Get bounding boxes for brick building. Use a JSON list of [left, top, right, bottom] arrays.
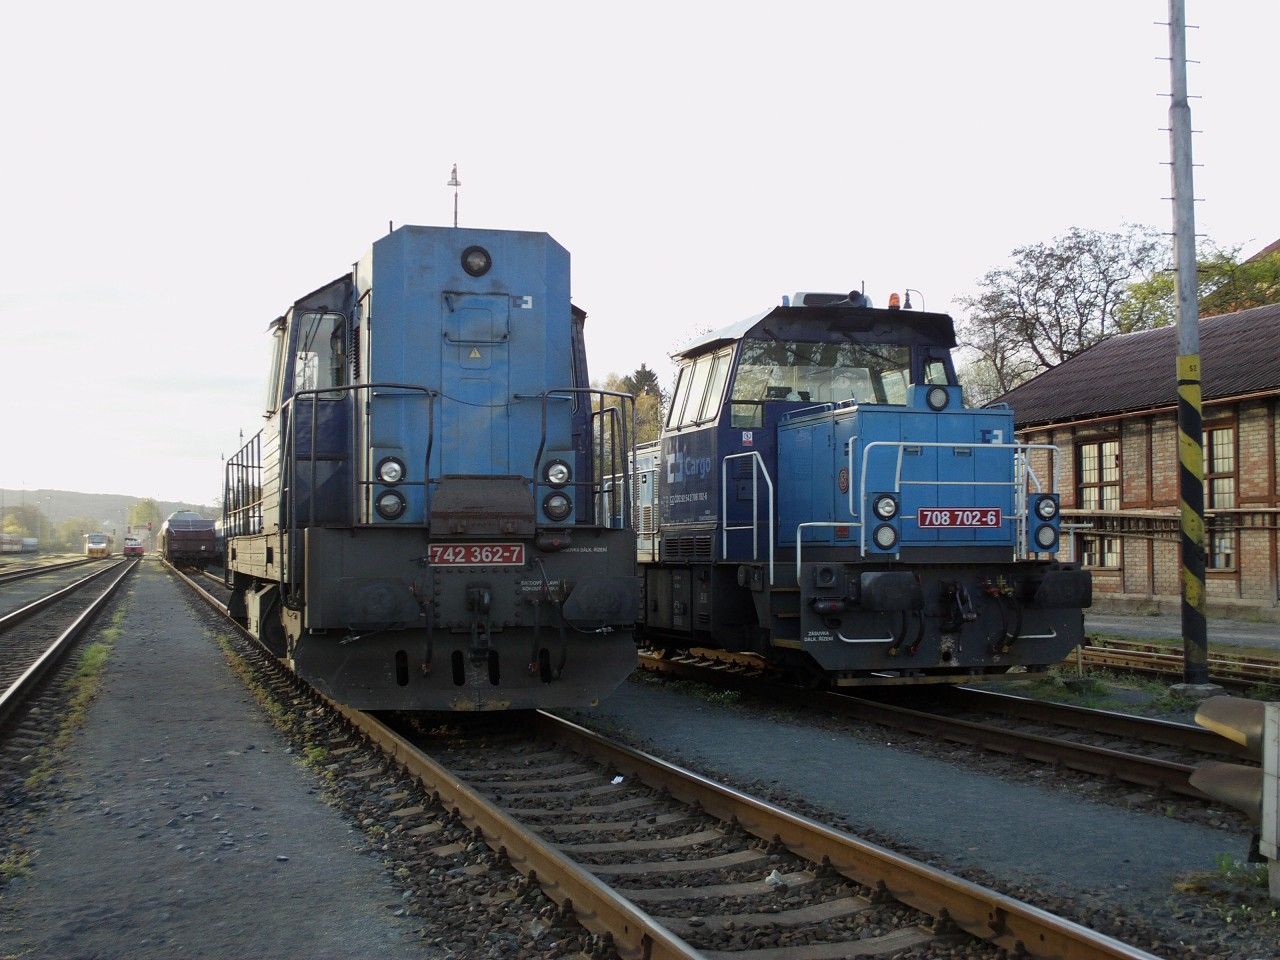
[[995, 302, 1280, 616]]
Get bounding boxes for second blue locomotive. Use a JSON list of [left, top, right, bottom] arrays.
[[635, 291, 1091, 684]]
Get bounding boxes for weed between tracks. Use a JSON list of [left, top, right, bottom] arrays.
[[1174, 854, 1280, 929], [23, 606, 127, 790], [3, 601, 128, 891]]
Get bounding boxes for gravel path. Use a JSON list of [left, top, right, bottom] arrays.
[[1087, 611, 1280, 651], [0, 562, 434, 960], [566, 679, 1243, 915]]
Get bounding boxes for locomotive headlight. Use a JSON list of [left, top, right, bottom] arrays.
[[872, 494, 898, 520], [1034, 525, 1058, 550], [375, 490, 407, 520], [543, 492, 572, 522], [1034, 496, 1059, 521], [926, 386, 950, 411], [544, 460, 571, 487], [873, 524, 898, 549], [461, 245, 492, 277], [377, 457, 406, 484]]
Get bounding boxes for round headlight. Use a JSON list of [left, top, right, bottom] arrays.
[[873, 494, 898, 520], [1034, 525, 1057, 549], [543, 492, 572, 522], [375, 490, 406, 520], [1034, 496, 1059, 521], [544, 460, 571, 487], [926, 386, 949, 411], [377, 457, 405, 484], [873, 524, 898, 549], [461, 245, 492, 277]]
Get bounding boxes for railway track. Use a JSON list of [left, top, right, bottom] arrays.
[[0, 556, 94, 587], [1079, 639, 1280, 692], [637, 650, 1250, 808], [0, 558, 137, 729], [166, 560, 1158, 960]]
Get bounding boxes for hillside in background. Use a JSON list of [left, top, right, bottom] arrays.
[[0, 488, 214, 544]]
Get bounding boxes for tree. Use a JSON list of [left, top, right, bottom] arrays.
[[620, 364, 664, 402], [52, 516, 101, 551], [1, 505, 48, 539], [957, 225, 1169, 397], [128, 498, 163, 532], [1117, 245, 1280, 328]]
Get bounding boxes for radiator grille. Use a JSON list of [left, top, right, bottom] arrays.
[[661, 533, 713, 562]]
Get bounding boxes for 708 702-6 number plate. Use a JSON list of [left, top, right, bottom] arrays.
[[916, 508, 1002, 528], [428, 543, 526, 567]]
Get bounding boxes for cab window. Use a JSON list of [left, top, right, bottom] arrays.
[[265, 324, 286, 414], [697, 348, 732, 422], [293, 312, 347, 398], [731, 338, 913, 406], [665, 365, 687, 428], [678, 355, 713, 428]]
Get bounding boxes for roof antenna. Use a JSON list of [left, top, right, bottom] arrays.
[[448, 163, 461, 227]]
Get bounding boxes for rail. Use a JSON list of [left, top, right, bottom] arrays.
[[857, 440, 1059, 557], [0, 558, 136, 728], [532, 387, 636, 529], [720, 451, 774, 585], [169, 561, 1160, 960]]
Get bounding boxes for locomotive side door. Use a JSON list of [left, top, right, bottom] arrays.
[[440, 293, 511, 475]]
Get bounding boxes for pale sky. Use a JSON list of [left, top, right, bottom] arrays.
[[2, 1, 1274, 506]]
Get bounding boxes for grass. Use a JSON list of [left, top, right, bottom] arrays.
[[23, 608, 126, 789], [212, 631, 337, 783], [0, 851, 30, 883], [1174, 854, 1280, 929]]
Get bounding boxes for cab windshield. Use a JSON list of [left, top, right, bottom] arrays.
[[730, 338, 912, 406]]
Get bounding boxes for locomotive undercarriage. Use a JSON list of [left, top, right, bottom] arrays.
[[640, 558, 1090, 684], [227, 526, 640, 711]]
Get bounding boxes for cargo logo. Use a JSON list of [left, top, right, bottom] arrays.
[[666, 450, 713, 484]]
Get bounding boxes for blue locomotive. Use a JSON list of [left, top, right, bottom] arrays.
[[223, 225, 639, 711], [635, 291, 1091, 684]]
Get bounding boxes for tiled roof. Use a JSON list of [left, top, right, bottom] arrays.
[[992, 302, 1280, 428]]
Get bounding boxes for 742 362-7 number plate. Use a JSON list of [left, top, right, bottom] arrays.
[[916, 508, 1002, 528], [427, 543, 526, 567]]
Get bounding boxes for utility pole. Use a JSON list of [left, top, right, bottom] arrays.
[[1167, 0, 1211, 690], [448, 164, 461, 228]]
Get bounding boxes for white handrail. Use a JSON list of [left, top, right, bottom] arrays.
[[857, 440, 1061, 557], [794, 521, 862, 584], [721, 452, 775, 585]]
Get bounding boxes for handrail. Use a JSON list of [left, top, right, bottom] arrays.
[[794, 521, 863, 583], [856, 440, 1061, 557], [532, 387, 637, 529], [720, 451, 775, 585]]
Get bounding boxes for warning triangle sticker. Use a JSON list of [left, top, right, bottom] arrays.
[[469, 347, 482, 359]]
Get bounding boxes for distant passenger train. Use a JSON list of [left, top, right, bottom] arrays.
[[123, 536, 145, 557], [634, 290, 1090, 685], [84, 533, 112, 559], [0, 534, 36, 554], [159, 511, 218, 565], [222, 225, 639, 711]]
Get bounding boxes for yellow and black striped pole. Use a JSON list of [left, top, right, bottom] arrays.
[[1177, 354, 1208, 684], [1168, 0, 1209, 686]]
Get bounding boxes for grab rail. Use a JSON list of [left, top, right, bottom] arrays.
[[856, 440, 1060, 558], [721, 451, 775, 585]]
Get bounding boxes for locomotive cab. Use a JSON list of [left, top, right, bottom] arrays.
[[637, 292, 1090, 684]]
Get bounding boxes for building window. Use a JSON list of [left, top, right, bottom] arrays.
[[1080, 534, 1121, 568], [1207, 530, 1235, 571], [1204, 426, 1235, 509], [1204, 426, 1236, 571], [1078, 439, 1120, 510]]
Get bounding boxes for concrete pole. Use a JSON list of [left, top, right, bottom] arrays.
[[1167, 0, 1210, 689]]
